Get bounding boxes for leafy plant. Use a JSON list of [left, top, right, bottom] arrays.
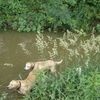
[[96, 24, 100, 33], [22, 65, 100, 100], [0, 92, 8, 100], [0, 0, 99, 32]]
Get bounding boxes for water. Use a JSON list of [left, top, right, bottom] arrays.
[[0, 31, 62, 100], [0, 31, 100, 100]]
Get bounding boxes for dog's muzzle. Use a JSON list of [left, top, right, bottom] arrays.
[[7, 85, 12, 89], [24, 66, 29, 70]]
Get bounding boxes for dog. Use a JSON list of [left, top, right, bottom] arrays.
[[24, 59, 63, 73], [7, 71, 37, 95]]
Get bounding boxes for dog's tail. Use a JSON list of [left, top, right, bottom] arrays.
[[55, 59, 63, 65]]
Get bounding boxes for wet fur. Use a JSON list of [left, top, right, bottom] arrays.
[[7, 71, 37, 95], [25, 60, 63, 73]]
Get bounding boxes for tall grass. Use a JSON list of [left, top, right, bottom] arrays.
[[23, 65, 100, 100], [0, 92, 7, 100], [35, 30, 100, 66], [1, 30, 100, 100], [21, 30, 100, 100]]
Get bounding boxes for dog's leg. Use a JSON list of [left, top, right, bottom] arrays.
[[50, 66, 56, 73], [50, 66, 58, 77]]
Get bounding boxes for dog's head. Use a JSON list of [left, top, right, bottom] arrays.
[[7, 80, 21, 90], [24, 62, 35, 70]]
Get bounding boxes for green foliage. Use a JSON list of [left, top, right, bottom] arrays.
[[0, 92, 7, 100], [96, 24, 100, 33], [35, 31, 100, 66], [23, 65, 100, 100], [0, 0, 99, 32]]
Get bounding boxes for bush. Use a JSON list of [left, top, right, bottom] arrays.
[[23, 65, 100, 100], [96, 24, 100, 33], [0, 0, 99, 32], [0, 93, 8, 100]]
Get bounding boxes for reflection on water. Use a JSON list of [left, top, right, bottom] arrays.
[[18, 42, 31, 55]]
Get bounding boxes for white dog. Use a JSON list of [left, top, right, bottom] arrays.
[[7, 71, 36, 95], [24, 59, 63, 73]]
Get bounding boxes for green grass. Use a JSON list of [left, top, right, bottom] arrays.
[[0, 92, 7, 100], [23, 64, 100, 100]]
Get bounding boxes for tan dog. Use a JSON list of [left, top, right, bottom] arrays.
[[7, 71, 37, 95], [24, 59, 63, 73]]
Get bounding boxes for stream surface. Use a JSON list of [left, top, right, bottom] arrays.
[[0, 31, 61, 100], [0, 31, 100, 100]]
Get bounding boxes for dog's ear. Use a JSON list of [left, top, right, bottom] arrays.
[[17, 80, 21, 84], [17, 80, 21, 88], [31, 63, 35, 69]]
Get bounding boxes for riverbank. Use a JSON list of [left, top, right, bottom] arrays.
[[0, 0, 99, 33]]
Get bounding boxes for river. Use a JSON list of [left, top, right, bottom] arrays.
[[0, 31, 100, 100]]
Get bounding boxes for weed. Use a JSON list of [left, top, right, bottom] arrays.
[[23, 65, 100, 100]]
